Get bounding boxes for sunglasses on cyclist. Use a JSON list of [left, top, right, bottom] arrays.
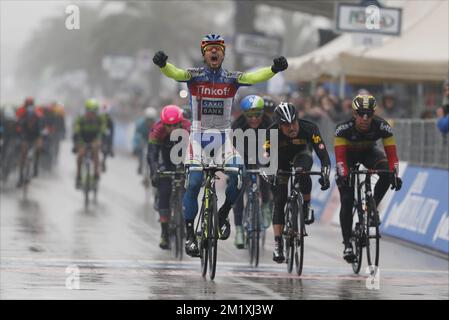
[[164, 123, 182, 128], [356, 111, 374, 118], [244, 111, 263, 119], [204, 45, 224, 53]]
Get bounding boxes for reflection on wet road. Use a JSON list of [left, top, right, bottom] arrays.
[[1, 142, 448, 299]]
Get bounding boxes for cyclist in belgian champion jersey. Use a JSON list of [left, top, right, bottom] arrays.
[[334, 94, 403, 263]]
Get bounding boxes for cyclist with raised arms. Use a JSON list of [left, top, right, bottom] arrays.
[[334, 94, 402, 263], [147, 105, 191, 250], [231, 94, 273, 249], [263, 102, 331, 263], [153, 33, 288, 257]]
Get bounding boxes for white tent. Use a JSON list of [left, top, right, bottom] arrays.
[[285, 0, 449, 83]]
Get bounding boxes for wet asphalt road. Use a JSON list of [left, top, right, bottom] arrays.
[[1, 142, 448, 300]]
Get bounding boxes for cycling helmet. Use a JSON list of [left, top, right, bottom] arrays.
[[352, 95, 377, 113], [275, 102, 297, 124], [144, 107, 158, 120], [201, 34, 225, 55], [161, 105, 183, 125], [85, 98, 99, 112], [240, 95, 264, 117], [52, 103, 65, 116], [24, 97, 34, 107], [262, 95, 276, 113]]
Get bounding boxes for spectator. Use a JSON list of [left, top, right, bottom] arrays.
[[436, 80, 449, 134], [380, 89, 407, 119]]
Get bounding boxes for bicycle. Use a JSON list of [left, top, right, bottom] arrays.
[[278, 167, 322, 276], [157, 169, 186, 260], [189, 163, 241, 280], [349, 165, 392, 275], [80, 144, 97, 210], [241, 168, 265, 268]]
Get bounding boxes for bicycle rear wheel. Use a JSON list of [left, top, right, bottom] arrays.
[[208, 192, 219, 280], [366, 197, 380, 271], [295, 199, 304, 276]]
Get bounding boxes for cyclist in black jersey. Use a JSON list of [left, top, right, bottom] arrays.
[[264, 102, 331, 263]]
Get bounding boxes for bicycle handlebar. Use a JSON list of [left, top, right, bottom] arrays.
[[278, 169, 322, 177], [350, 169, 393, 175], [188, 166, 240, 173], [157, 170, 185, 177]]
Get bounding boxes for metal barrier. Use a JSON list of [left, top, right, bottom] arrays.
[[314, 117, 448, 170], [392, 119, 448, 169]]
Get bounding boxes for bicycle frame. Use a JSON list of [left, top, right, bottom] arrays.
[[350, 164, 392, 274], [242, 168, 263, 267], [81, 144, 97, 210], [278, 167, 321, 275], [190, 163, 240, 280], [158, 169, 186, 260]]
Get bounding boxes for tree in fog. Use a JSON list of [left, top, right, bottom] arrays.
[[17, 1, 234, 104]]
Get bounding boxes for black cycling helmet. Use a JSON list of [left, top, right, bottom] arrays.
[[275, 102, 297, 124], [262, 96, 276, 113], [352, 94, 377, 113]]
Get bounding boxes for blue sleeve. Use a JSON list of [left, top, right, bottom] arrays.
[[437, 115, 449, 133]]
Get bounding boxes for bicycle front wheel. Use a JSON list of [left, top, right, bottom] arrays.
[[174, 191, 184, 261], [351, 206, 363, 274], [208, 192, 219, 280], [199, 203, 208, 278], [285, 202, 295, 274], [252, 197, 260, 268], [366, 197, 380, 271], [295, 199, 304, 276]]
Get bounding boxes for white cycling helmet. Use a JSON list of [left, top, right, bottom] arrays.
[[145, 107, 158, 119]]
